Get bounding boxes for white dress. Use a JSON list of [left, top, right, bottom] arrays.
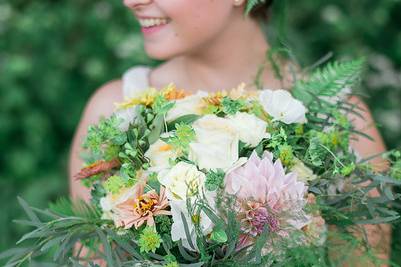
[[122, 65, 152, 99]]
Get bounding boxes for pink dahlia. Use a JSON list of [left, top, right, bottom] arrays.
[[225, 151, 309, 236]]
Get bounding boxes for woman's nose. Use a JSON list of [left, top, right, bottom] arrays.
[[123, 0, 153, 8]]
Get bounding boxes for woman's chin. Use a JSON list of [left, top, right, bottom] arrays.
[[144, 45, 176, 61]]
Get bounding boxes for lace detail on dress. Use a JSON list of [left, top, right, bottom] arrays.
[[122, 66, 151, 98]]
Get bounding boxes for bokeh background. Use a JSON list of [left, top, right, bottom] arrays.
[[0, 0, 400, 264]]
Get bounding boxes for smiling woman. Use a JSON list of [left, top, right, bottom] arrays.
[[66, 0, 396, 266]]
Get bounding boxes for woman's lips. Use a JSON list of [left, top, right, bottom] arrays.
[[137, 17, 170, 36], [141, 23, 169, 35]]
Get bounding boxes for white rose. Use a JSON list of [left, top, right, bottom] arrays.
[[166, 91, 208, 122], [170, 198, 214, 251], [144, 136, 178, 172], [259, 89, 307, 124], [115, 107, 137, 132], [291, 158, 318, 182], [228, 112, 269, 147], [188, 115, 239, 171], [158, 162, 206, 200]]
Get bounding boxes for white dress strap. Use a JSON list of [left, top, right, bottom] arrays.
[[122, 66, 152, 98]]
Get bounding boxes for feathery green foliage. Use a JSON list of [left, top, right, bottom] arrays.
[[293, 59, 365, 105]]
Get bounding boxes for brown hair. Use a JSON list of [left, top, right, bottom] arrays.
[[249, 0, 274, 21]]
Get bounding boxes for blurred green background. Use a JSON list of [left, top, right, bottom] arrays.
[[0, 0, 400, 264]]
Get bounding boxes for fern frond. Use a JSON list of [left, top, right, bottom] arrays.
[[293, 59, 365, 105], [49, 197, 101, 219]]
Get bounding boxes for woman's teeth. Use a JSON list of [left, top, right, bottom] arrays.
[[138, 18, 169, 28]]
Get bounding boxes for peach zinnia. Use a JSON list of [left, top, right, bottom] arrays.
[[115, 183, 171, 229]]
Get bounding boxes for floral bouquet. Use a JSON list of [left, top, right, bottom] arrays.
[[2, 59, 401, 267]]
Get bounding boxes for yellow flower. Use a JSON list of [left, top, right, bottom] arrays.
[[203, 91, 228, 106], [115, 88, 159, 110], [161, 83, 188, 100]]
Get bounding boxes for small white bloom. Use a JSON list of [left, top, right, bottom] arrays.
[[166, 91, 208, 122], [115, 107, 137, 132], [144, 136, 178, 173], [188, 115, 239, 171], [228, 112, 269, 147], [158, 162, 206, 200], [259, 89, 307, 124], [291, 158, 318, 182]]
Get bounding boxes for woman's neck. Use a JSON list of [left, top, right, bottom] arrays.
[[150, 17, 281, 93]]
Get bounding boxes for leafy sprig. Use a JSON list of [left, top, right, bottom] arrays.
[[293, 59, 365, 106], [245, 0, 266, 16], [165, 122, 196, 154]]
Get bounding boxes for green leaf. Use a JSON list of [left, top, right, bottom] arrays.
[[148, 114, 164, 144], [106, 229, 144, 260], [180, 212, 196, 251], [40, 236, 66, 252], [177, 240, 198, 262], [210, 228, 228, 243], [96, 228, 114, 266], [17, 197, 41, 224], [167, 114, 200, 131]]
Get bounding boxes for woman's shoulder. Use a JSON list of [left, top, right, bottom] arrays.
[[81, 79, 124, 125]]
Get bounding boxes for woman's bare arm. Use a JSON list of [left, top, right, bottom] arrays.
[[69, 80, 123, 202], [347, 96, 392, 265]]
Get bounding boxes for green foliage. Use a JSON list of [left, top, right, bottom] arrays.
[[48, 197, 101, 219], [138, 227, 162, 254], [221, 97, 245, 115], [293, 59, 365, 105], [152, 95, 175, 115], [205, 169, 226, 191], [165, 123, 196, 154], [155, 215, 173, 235], [0, 198, 104, 266], [245, 0, 266, 16], [103, 175, 126, 194], [83, 115, 126, 162]]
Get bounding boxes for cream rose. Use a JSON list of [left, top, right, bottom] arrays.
[[228, 112, 269, 147], [144, 136, 178, 172], [158, 162, 206, 200], [165, 91, 208, 122], [188, 115, 239, 171]]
